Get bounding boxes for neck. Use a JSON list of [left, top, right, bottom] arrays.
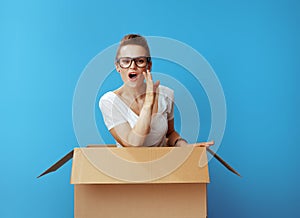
[[121, 83, 146, 100]]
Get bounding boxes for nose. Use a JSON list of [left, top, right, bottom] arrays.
[[129, 60, 137, 69]]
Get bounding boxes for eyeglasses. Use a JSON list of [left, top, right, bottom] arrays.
[[117, 56, 151, 69]]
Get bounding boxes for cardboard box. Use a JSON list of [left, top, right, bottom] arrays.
[[40, 146, 209, 218]]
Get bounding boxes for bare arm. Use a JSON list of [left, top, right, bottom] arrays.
[[110, 70, 159, 147], [166, 119, 214, 147], [166, 118, 181, 146], [110, 104, 152, 147]]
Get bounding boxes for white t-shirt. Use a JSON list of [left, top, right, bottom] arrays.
[[99, 85, 174, 147]]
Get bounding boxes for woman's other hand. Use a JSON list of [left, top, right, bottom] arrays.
[[177, 140, 215, 147], [194, 140, 215, 147]]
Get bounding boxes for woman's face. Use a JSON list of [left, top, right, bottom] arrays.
[[115, 44, 151, 88]]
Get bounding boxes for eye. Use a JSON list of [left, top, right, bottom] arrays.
[[137, 58, 145, 64], [120, 58, 130, 65]]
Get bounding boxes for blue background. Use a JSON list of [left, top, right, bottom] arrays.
[[1, 0, 299, 217]]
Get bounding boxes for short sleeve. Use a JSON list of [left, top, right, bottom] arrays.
[[166, 88, 174, 120], [159, 86, 174, 120], [99, 92, 127, 130]]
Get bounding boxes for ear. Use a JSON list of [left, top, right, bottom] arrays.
[[115, 63, 121, 73]]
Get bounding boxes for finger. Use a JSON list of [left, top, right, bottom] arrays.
[[204, 142, 214, 147], [207, 140, 215, 145], [194, 141, 214, 147], [147, 69, 152, 81], [143, 71, 149, 82], [203, 141, 214, 147], [154, 80, 160, 92], [202, 141, 214, 145]]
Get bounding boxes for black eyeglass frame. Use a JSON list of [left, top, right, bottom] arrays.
[[116, 56, 152, 69]]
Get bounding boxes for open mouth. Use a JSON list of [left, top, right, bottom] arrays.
[[128, 72, 138, 79]]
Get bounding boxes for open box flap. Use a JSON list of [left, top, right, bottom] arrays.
[[37, 145, 241, 179], [37, 150, 74, 178]]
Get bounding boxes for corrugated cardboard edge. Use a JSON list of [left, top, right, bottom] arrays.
[[70, 147, 210, 184], [37, 144, 241, 179]]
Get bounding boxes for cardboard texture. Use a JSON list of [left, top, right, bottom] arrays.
[[74, 184, 207, 218], [71, 147, 209, 184], [40, 146, 210, 218]]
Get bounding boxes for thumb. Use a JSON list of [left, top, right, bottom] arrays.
[[154, 80, 160, 92]]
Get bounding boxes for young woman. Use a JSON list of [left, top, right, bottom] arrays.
[[99, 34, 214, 147]]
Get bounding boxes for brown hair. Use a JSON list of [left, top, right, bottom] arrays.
[[115, 34, 151, 61]]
